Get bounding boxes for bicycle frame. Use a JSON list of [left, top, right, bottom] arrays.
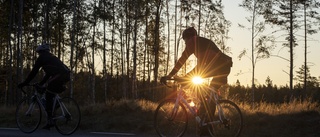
[[172, 82, 227, 127], [206, 86, 227, 126], [17, 83, 81, 135], [52, 95, 71, 121], [22, 85, 70, 121], [175, 87, 197, 116], [24, 94, 44, 116], [155, 77, 243, 137]]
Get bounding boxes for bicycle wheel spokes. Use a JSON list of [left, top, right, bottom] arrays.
[[208, 100, 243, 137], [16, 97, 42, 133], [54, 97, 81, 135], [154, 99, 188, 137]]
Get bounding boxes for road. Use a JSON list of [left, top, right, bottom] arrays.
[[0, 128, 159, 137]]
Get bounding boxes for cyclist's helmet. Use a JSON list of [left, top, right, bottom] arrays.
[[182, 27, 197, 40], [36, 43, 50, 53]]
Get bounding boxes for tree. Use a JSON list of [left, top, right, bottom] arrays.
[[6, 0, 14, 106], [265, 76, 273, 88], [295, 65, 319, 88], [0, 0, 237, 103], [153, 0, 162, 90], [239, 0, 275, 108], [299, 0, 320, 92], [260, 0, 320, 90], [89, 0, 98, 104], [259, 0, 298, 90], [69, 0, 77, 98]]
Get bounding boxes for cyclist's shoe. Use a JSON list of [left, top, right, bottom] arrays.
[[42, 118, 55, 130]]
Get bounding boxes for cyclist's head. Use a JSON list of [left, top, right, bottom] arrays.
[[182, 27, 197, 40], [36, 43, 50, 53]]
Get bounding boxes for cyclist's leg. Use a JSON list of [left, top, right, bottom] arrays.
[[43, 74, 69, 129], [208, 65, 231, 115], [42, 90, 55, 129]]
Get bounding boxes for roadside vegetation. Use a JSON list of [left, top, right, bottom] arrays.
[[1, 92, 319, 136]]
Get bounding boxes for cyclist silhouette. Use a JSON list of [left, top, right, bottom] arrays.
[[18, 43, 70, 130], [161, 27, 233, 135], [163, 27, 232, 87]]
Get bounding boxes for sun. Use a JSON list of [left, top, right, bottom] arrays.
[[192, 76, 204, 85]]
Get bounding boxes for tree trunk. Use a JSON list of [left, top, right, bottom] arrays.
[[111, 0, 115, 76], [132, 1, 138, 99], [289, 0, 293, 91], [153, 0, 162, 98], [70, 0, 77, 98], [165, 0, 170, 75], [7, 0, 14, 106], [91, 0, 97, 104], [303, 1, 307, 92], [251, 0, 256, 109], [103, 0, 108, 102], [143, 4, 148, 82], [16, 0, 24, 104]]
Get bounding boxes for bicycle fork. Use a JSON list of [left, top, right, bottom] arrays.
[[25, 96, 39, 116]]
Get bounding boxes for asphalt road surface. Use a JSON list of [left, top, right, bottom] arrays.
[[0, 128, 159, 137]]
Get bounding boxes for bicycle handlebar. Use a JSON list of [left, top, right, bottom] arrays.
[[160, 77, 187, 88]]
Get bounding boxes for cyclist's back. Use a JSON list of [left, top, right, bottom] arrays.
[[36, 51, 69, 76]]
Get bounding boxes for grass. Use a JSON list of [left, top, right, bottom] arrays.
[[1, 98, 320, 136], [78, 99, 157, 133], [237, 98, 320, 137]]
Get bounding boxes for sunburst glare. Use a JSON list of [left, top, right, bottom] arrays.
[[192, 76, 204, 85]]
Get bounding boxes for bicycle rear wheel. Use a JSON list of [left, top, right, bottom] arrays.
[[154, 99, 188, 137], [16, 97, 42, 133], [54, 97, 81, 135], [207, 99, 243, 137]]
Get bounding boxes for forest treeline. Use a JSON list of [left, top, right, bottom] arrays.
[[0, 0, 320, 106]]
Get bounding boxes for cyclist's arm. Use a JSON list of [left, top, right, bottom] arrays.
[[23, 58, 42, 84], [168, 38, 195, 77], [168, 50, 192, 77]]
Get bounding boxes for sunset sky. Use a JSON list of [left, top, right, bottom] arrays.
[[222, 1, 320, 86]]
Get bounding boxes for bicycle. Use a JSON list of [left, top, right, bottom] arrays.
[[16, 83, 81, 135], [154, 77, 243, 137]]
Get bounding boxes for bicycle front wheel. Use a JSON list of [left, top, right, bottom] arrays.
[[16, 97, 42, 133], [208, 99, 243, 137], [154, 99, 188, 137], [54, 97, 81, 135]]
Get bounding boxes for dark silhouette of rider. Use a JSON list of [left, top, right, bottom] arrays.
[[18, 43, 70, 130], [162, 27, 233, 135], [164, 27, 232, 89]]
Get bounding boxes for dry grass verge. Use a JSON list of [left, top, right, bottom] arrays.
[[1, 98, 319, 136]]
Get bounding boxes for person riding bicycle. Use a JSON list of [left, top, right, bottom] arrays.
[[161, 27, 233, 134], [162, 27, 232, 91], [18, 43, 70, 130]]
